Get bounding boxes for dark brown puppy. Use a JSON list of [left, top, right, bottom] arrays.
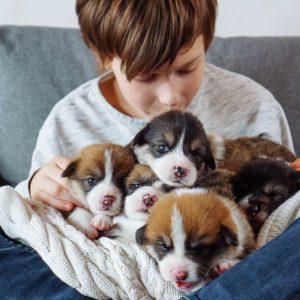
[[232, 157, 300, 235]]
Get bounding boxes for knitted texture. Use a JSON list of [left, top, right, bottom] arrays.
[[0, 186, 182, 299], [1, 186, 299, 298], [256, 190, 300, 248]]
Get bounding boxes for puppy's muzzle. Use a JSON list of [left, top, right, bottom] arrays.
[[143, 194, 158, 207], [172, 269, 188, 281], [174, 166, 189, 179], [102, 195, 116, 207]]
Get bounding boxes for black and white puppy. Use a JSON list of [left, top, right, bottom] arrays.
[[232, 157, 300, 235], [61, 144, 136, 239], [130, 110, 296, 188], [106, 164, 173, 242], [130, 111, 216, 187]]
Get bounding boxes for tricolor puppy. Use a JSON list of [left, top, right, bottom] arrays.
[[232, 157, 300, 235], [195, 168, 235, 199], [130, 111, 216, 187], [61, 143, 136, 239], [136, 188, 255, 293], [210, 135, 296, 173], [105, 164, 173, 243]]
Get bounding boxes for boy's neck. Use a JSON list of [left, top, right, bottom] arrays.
[[99, 76, 143, 119]]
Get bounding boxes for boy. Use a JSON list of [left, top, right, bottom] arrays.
[[1, 0, 298, 298]]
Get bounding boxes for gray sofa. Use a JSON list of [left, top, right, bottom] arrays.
[[0, 25, 299, 187]]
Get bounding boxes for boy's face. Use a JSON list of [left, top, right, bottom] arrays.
[[106, 36, 205, 119]]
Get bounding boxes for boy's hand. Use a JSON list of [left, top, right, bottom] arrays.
[[30, 156, 86, 211], [290, 158, 300, 172]]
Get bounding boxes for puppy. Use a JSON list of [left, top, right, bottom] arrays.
[[232, 157, 300, 235], [105, 164, 173, 242], [130, 111, 216, 187], [61, 143, 136, 239], [195, 168, 235, 199], [209, 135, 296, 173], [136, 188, 255, 293]]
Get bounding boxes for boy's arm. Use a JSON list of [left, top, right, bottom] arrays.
[[15, 118, 84, 211]]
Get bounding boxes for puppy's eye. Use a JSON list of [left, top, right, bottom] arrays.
[[190, 245, 212, 256], [86, 177, 96, 187], [131, 182, 141, 189], [159, 241, 172, 252], [155, 145, 170, 154], [193, 148, 205, 157]]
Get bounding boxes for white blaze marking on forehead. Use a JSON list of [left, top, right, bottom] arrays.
[[171, 204, 186, 256], [104, 149, 113, 184], [173, 131, 185, 156]]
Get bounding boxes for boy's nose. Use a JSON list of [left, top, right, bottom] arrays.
[[158, 83, 182, 107]]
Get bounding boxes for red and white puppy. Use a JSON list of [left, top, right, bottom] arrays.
[[107, 164, 173, 243], [61, 144, 136, 239], [130, 111, 215, 187], [136, 188, 255, 293]]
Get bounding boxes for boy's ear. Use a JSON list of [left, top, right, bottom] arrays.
[[136, 224, 148, 245], [61, 160, 79, 178]]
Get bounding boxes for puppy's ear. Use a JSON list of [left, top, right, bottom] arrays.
[[128, 124, 149, 148], [136, 224, 148, 245], [204, 147, 216, 170], [294, 171, 300, 190], [61, 160, 78, 178], [221, 224, 238, 246]]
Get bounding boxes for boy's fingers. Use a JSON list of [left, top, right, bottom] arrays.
[[38, 191, 74, 211], [39, 177, 86, 209], [53, 156, 72, 171]]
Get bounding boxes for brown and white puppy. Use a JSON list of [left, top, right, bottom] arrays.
[[232, 157, 300, 235], [130, 111, 216, 187], [209, 135, 296, 173], [195, 168, 235, 199], [136, 188, 255, 293], [61, 144, 136, 239], [105, 164, 173, 243]]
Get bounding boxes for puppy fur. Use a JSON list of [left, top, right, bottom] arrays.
[[130, 110, 295, 193], [130, 111, 215, 187], [61, 143, 136, 239], [105, 164, 173, 243], [136, 188, 255, 293], [209, 135, 296, 173], [232, 157, 300, 235]]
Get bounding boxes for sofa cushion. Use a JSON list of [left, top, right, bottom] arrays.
[[0, 26, 299, 186], [206, 36, 300, 157], [0, 26, 98, 185]]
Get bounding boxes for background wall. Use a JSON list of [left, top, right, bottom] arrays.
[[0, 0, 300, 37]]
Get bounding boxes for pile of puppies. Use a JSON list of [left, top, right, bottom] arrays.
[[62, 110, 300, 293]]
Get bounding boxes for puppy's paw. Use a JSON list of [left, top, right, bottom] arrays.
[[85, 225, 99, 240], [91, 215, 113, 231], [210, 259, 240, 278]]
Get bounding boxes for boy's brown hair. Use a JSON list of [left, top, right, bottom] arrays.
[[76, 0, 218, 80]]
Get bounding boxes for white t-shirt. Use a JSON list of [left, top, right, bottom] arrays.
[[16, 63, 294, 197]]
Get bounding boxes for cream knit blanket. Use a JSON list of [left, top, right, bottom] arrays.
[[0, 186, 299, 299]]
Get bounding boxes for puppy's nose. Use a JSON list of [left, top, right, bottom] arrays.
[[102, 195, 116, 206], [143, 194, 158, 207], [171, 269, 188, 281], [174, 166, 189, 178]]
